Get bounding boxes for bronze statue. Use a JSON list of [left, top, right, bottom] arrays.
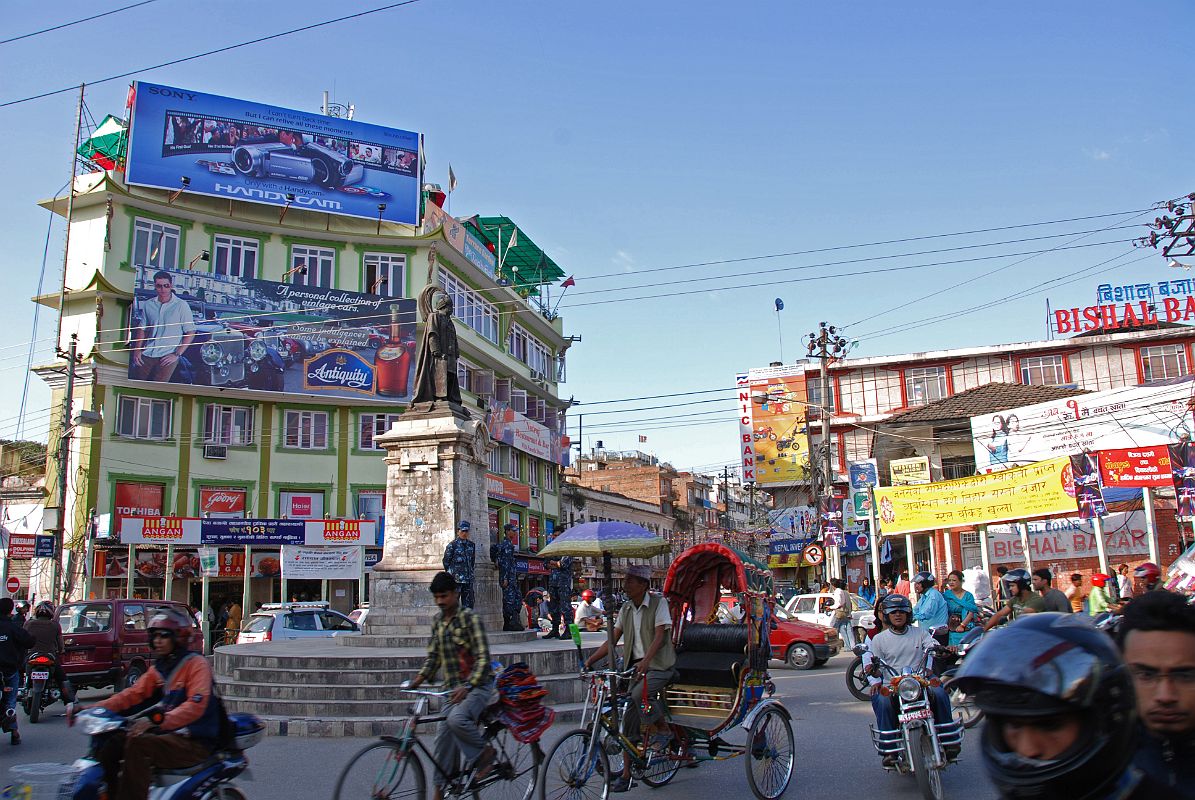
[[411, 285, 462, 407]]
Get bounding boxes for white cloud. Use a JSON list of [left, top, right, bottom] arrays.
[[612, 250, 636, 273], [1084, 147, 1112, 161]]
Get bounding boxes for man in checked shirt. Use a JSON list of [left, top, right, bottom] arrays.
[[406, 571, 497, 797]]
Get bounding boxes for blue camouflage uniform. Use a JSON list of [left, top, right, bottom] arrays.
[[490, 536, 521, 630], [546, 556, 574, 637], [443, 536, 477, 608]]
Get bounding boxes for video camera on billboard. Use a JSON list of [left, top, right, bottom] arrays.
[[231, 138, 364, 189]]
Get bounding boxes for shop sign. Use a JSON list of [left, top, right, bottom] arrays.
[[1050, 280, 1195, 334], [487, 404, 555, 462], [7, 534, 34, 560], [1099, 446, 1172, 488], [849, 460, 879, 490], [34, 536, 54, 558], [515, 557, 548, 575], [986, 512, 1148, 563], [528, 517, 540, 552], [487, 473, 530, 506], [736, 374, 755, 482], [200, 487, 247, 517], [120, 517, 203, 545], [890, 457, 931, 486], [423, 201, 497, 278], [280, 545, 361, 580], [304, 519, 374, 546], [769, 537, 812, 556], [202, 519, 304, 546]]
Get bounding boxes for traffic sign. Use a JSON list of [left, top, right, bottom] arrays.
[[848, 460, 879, 491], [801, 544, 825, 565], [6, 576, 19, 595]]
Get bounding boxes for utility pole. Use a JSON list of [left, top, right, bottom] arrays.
[[807, 321, 849, 581], [53, 334, 80, 604], [721, 466, 730, 531]]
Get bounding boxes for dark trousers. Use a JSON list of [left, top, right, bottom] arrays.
[[99, 732, 211, 800], [547, 590, 569, 636], [131, 355, 180, 382], [457, 581, 475, 609], [871, 686, 952, 731]]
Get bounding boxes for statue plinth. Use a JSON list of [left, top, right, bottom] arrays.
[[362, 404, 502, 635]]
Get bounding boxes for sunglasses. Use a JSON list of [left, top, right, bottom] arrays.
[[148, 630, 176, 641]]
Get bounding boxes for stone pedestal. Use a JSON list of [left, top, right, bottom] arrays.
[[361, 404, 502, 635]]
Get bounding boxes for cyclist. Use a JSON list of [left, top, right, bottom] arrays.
[[405, 571, 496, 800]]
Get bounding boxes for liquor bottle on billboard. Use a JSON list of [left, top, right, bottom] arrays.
[[375, 305, 414, 397]]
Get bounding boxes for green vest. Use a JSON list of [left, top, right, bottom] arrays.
[[618, 593, 677, 671]]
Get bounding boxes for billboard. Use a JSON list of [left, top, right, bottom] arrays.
[[986, 512, 1149, 564], [890, 456, 931, 486], [970, 378, 1195, 473], [1098, 446, 1172, 488], [128, 266, 415, 401], [126, 82, 421, 224], [740, 365, 810, 486]]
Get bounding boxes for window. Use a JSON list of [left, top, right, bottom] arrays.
[[528, 460, 540, 488], [132, 218, 180, 271], [1141, 344, 1190, 381], [364, 252, 406, 297], [438, 269, 499, 344], [290, 245, 335, 288], [59, 604, 111, 634], [284, 612, 319, 631], [281, 491, 324, 518], [543, 464, 557, 492], [941, 456, 976, 480], [507, 323, 553, 377], [1020, 354, 1066, 386], [807, 380, 836, 418], [212, 234, 259, 279], [116, 396, 172, 440], [357, 491, 385, 546], [122, 604, 146, 630], [283, 410, 329, 449], [904, 366, 948, 406], [203, 404, 253, 446], [359, 413, 401, 450], [320, 611, 357, 631]]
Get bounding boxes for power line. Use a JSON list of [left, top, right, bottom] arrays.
[[0, 0, 431, 108], [0, 0, 162, 46]]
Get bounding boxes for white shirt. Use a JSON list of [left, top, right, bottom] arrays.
[[626, 593, 671, 660], [1118, 573, 1133, 598], [575, 600, 601, 620], [140, 294, 196, 358], [830, 587, 851, 612]]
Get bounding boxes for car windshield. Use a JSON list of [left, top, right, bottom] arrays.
[[851, 594, 873, 610], [243, 615, 273, 633], [58, 603, 112, 633], [774, 606, 792, 622]]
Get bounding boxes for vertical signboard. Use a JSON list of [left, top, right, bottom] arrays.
[[738, 364, 810, 486]]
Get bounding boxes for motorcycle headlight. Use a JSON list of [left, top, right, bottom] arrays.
[[200, 342, 222, 366], [249, 340, 267, 361], [897, 676, 923, 702]]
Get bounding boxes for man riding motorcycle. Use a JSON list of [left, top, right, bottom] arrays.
[[0, 597, 35, 745], [1131, 562, 1166, 595], [80, 610, 218, 800], [23, 600, 75, 711], [911, 571, 948, 629], [983, 568, 1044, 630]]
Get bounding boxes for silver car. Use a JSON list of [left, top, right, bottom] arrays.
[[236, 602, 361, 643]]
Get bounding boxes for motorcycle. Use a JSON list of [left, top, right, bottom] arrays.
[[939, 628, 985, 729], [5, 706, 265, 800], [860, 639, 964, 800], [19, 651, 63, 723]]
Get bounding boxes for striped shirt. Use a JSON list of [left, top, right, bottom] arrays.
[[418, 606, 491, 689]]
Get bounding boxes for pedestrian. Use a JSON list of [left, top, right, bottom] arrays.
[[490, 525, 522, 631], [829, 578, 856, 648], [1065, 572, 1087, 613], [943, 569, 980, 645], [893, 571, 912, 597], [0, 597, 35, 745], [1118, 563, 1136, 601], [877, 577, 892, 600], [544, 556, 574, 639], [223, 599, 242, 646], [993, 566, 1010, 605], [443, 520, 477, 609], [1032, 568, 1072, 613], [523, 588, 543, 631], [859, 577, 876, 605]]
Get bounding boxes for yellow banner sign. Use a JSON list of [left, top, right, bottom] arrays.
[[874, 456, 1076, 535]]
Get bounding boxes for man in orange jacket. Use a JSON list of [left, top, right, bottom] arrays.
[[86, 610, 218, 800]]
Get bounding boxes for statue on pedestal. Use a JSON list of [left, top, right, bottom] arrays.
[[411, 285, 462, 408]]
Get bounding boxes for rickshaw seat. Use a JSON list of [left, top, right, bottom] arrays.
[[674, 623, 748, 688]]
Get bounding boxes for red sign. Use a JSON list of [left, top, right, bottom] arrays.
[[1053, 297, 1195, 334], [802, 544, 825, 565], [114, 482, 165, 529], [1099, 446, 1173, 488], [486, 474, 531, 506], [289, 496, 313, 517], [200, 487, 246, 516], [528, 517, 540, 552], [6, 576, 19, 594], [7, 534, 35, 560], [489, 509, 501, 541]]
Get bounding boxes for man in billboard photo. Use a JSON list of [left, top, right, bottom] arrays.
[[131, 271, 196, 382]]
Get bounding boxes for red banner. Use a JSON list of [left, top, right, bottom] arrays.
[[528, 517, 540, 552], [1099, 446, 1173, 488], [486, 473, 530, 506], [200, 487, 246, 516], [114, 482, 164, 530], [8, 534, 34, 560]]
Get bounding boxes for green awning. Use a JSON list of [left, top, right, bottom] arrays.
[[469, 216, 566, 292], [78, 115, 127, 170]]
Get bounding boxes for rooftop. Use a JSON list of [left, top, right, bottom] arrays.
[[882, 382, 1089, 425]]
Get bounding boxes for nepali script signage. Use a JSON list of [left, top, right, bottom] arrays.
[[873, 457, 1076, 536], [120, 517, 376, 546], [1052, 279, 1195, 334]]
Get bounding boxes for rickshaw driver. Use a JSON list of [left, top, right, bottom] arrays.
[[584, 564, 678, 793]]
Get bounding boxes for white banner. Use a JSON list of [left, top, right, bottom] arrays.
[[985, 511, 1149, 565], [120, 517, 203, 545], [303, 519, 376, 546], [280, 545, 362, 580]]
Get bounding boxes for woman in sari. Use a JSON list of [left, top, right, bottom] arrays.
[[943, 569, 980, 646]]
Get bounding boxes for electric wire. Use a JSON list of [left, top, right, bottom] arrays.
[[0, 0, 162, 46]]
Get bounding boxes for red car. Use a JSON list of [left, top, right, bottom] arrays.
[[718, 596, 840, 670]]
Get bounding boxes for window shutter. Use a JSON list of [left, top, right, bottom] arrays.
[[511, 390, 528, 415], [495, 378, 511, 403]]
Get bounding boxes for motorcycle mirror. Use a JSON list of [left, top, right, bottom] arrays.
[[852, 643, 868, 656]]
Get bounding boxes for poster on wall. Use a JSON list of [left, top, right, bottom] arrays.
[[746, 365, 810, 486], [127, 267, 415, 400], [126, 82, 422, 224], [280, 545, 361, 579], [199, 487, 247, 518], [1169, 441, 1195, 520], [1099, 446, 1173, 488], [1069, 453, 1107, 519], [986, 512, 1149, 564]]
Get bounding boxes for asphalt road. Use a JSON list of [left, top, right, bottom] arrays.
[[3, 654, 999, 800]]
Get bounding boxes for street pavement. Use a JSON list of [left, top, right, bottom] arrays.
[[2, 653, 999, 800]]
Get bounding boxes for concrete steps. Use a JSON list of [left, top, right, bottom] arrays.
[[217, 672, 585, 707]]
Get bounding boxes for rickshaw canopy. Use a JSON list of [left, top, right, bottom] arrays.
[[664, 542, 774, 626]]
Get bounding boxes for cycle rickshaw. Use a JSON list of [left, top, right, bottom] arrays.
[[541, 541, 795, 800]]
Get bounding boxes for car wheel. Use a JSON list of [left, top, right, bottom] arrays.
[[786, 642, 816, 670]]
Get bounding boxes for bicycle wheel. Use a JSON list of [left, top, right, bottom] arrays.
[[472, 728, 544, 800], [334, 740, 426, 800], [540, 728, 610, 800], [744, 707, 795, 800], [640, 726, 684, 788]]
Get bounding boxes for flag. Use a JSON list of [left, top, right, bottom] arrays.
[[561, 275, 576, 289], [638, 435, 647, 443], [508, 227, 518, 251], [775, 298, 784, 311], [77, 115, 128, 170], [125, 84, 136, 109], [448, 164, 457, 192]]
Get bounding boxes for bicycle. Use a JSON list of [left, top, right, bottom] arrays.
[[334, 687, 543, 800]]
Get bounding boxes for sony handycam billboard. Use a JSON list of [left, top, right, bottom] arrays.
[[126, 82, 422, 224], [128, 266, 416, 401]]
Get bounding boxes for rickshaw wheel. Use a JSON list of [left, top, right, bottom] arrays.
[[744, 707, 795, 800], [640, 726, 686, 788]]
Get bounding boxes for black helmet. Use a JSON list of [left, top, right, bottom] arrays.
[[34, 601, 54, 619], [912, 571, 935, 590], [878, 592, 912, 623], [953, 613, 1137, 800], [1001, 568, 1032, 592]]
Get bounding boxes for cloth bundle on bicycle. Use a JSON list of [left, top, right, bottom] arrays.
[[496, 662, 555, 743]]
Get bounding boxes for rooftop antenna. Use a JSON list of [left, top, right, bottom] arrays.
[[321, 91, 355, 119]]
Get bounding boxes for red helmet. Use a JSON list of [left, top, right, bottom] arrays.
[[1133, 562, 1162, 583], [1091, 573, 1110, 588], [581, 590, 595, 602], [147, 611, 192, 646]]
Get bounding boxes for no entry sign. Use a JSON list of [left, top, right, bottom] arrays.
[[6, 576, 19, 594]]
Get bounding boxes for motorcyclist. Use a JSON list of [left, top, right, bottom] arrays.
[[911, 571, 948, 629], [864, 593, 954, 763], [13, 600, 30, 626], [954, 612, 1178, 800], [23, 600, 76, 710], [83, 610, 218, 800], [1131, 562, 1166, 595], [0, 597, 35, 745], [983, 568, 1044, 630]]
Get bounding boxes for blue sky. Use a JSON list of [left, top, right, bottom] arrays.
[[0, 1, 1190, 473]]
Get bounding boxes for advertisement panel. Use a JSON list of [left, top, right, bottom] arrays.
[[890, 456, 931, 486], [486, 473, 531, 506], [126, 82, 421, 224], [1098, 446, 1172, 488], [202, 519, 305, 546], [736, 374, 756, 482], [986, 512, 1149, 564], [113, 482, 165, 531], [970, 379, 1195, 473], [1170, 442, 1195, 520], [280, 546, 361, 580], [487, 404, 557, 462], [767, 506, 818, 538], [7, 534, 34, 560], [874, 457, 1076, 536], [120, 517, 203, 545], [128, 266, 415, 401], [747, 368, 809, 486], [1070, 453, 1107, 519], [199, 487, 247, 518], [423, 202, 497, 278], [849, 460, 879, 491]]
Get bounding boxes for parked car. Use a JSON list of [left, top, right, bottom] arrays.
[[348, 604, 369, 626], [56, 599, 199, 691], [237, 602, 361, 643], [785, 592, 875, 643], [718, 596, 840, 669]]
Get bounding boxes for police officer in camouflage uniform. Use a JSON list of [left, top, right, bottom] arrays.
[[490, 524, 522, 631], [544, 556, 574, 639], [443, 520, 477, 609]]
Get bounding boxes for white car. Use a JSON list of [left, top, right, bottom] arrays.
[[348, 604, 370, 626], [237, 602, 361, 643], [784, 593, 875, 643]]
